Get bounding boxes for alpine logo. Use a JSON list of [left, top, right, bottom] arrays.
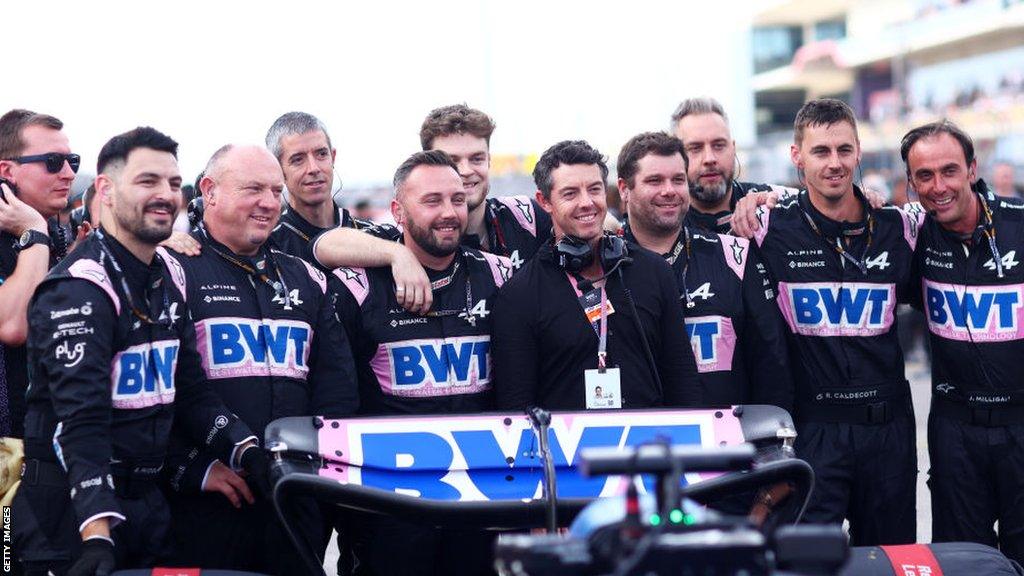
[[865, 252, 890, 271], [983, 250, 1018, 272]]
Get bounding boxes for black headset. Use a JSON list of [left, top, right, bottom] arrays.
[[554, 232, 629, 274]]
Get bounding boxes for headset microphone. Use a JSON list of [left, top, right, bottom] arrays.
[[577, 256, 633, 293]]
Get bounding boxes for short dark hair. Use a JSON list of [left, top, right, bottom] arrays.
[[0, 109, 64, 160], [900, 120, 975, 175], [533, 140, 609, 199], [393, 150, 459, 194], [617, 132, 688, 188], [97, 127, 178, 174], [420, 104, 496, 150], [793, 98, 857, 146]]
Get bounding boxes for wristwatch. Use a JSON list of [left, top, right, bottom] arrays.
[[16, 229, 50, 252]]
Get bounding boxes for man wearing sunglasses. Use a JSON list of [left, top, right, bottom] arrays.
[[0, 109, 77, 451], [328, 150, 511, 575]]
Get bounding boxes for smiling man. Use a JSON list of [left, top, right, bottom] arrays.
[[902, 121, 1024, 565], [161, 145, 358, 574], [419, 104, 553, 271], [491, 140, 698, 411], [746, 99, 919, 545], [616, 131, 792, 411], [331, 150, 511, 575]]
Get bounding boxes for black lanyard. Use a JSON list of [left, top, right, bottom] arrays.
[[978, 194, 1004, 278], [200, 227, 292, 308], [674, 228, 696, 309], [801, 208, 875, 275], [95, 229, 172, 327]]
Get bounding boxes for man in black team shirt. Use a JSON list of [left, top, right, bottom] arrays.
[[0, 110, 77, 444], [739, 99, 919, 546], [492, 140, 698, 411], [419, 104, 552, 271], [671, 98, 794, 234], [265, 111, 434, 313], [903, 121, 1024, 564], [332, 150, 510, 575], [616, 131, 792, 412]]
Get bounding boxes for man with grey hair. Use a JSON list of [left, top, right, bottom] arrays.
[[671, 97, 793, 234], [266, 111, 435, 314]]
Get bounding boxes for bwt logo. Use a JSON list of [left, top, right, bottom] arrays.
[[111, 340, 179, 409], [684, 316, 736, 373], [330, 412, 725, 500], [782, 282, 894, 336], [924, 280, 1023, 342], [198, 318, 312, 379], [376, 336, 490, 397]]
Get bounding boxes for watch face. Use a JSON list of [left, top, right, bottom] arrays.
[[19, 231, 30, 246]]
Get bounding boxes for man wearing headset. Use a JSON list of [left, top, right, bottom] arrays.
[[616, 131, 793, 412], [902, 120, 1024, 565], [741, 99, 919, 546], [491, 140, 699, 411], [671, 98, 794, 235]]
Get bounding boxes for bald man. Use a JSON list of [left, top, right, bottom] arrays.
[[161, 145, 358, 575]]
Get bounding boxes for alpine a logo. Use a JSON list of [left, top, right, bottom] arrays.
[[778, 281, 895, 337], [983, 250, 1019, 273]]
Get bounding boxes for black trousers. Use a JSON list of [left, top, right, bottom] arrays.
[[795, 415, 917, 546], [928, 412, 1024, 566], [351, 513, 496, 576], [166, 489, 326, 575], [14, 460, 173, 575]]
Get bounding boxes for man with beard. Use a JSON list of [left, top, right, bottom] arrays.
[[616, 131, 792, 411], [160, 145, 358, 575], [331, 150, 510, 575], [13, 127, 260, 575], [671, 98, 794, 234], [903, 121, 1024, 564], [418, 104, 552, 271], [739, 99, 919, 545], [492, 140, 698, 411]]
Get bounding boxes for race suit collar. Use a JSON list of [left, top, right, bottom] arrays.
[[799, 185, 871, 239]]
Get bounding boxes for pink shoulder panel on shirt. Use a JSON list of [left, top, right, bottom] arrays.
[[717, 234, 749, 280], [300, 258, 328, 294], [896, 204, 926, 251], [753, 207, 772, 247], [333, 267, 371, 306], [494, 196, 538, 237], [156, 247, 188, 301], [480, 252, 514, 288], [67, 259, 121, 315]]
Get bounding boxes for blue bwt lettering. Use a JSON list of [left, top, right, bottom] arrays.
[[926, 287, 1018, 329], [686, 321, 720, 361], [792, 286, 889, 326], [210, 322, 310, 366], [393, 341, 489, 387], [356, 424, 702, 499], [116, 344, 178, 395]]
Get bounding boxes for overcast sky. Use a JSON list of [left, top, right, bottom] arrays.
[[5, 0, 755, 187]]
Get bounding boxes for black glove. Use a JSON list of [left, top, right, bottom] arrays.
[[240, 445, 273, 499], [67, 537, 116, 576]]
